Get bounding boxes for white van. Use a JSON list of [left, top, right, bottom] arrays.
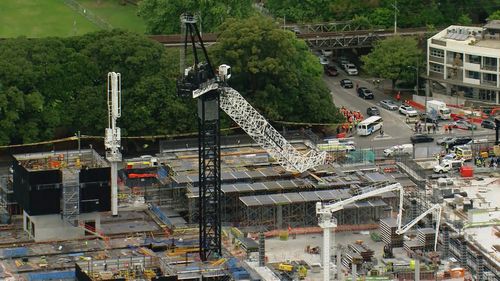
[[433, 159, 464, 173], [383, 144, 413, 157]]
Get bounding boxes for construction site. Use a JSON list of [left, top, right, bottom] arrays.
[[0, 14, 499, 281]]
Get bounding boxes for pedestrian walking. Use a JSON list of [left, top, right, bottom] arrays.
[[432, 124, 437, 134], [444, 125, 448, 134], [449, 125, 453, 134], [427, 126, 431, 134]]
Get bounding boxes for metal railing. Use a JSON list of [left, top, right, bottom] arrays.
[[63, 0, 113, 31]]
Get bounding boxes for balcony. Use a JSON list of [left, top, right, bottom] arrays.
[[429, 56, 444, 64], [481, 80, 497, 86], [428, 71, 444, 79], [481, 64, 497, 71]]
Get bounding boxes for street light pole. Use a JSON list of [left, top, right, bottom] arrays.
[[392, 0, 398, 34]]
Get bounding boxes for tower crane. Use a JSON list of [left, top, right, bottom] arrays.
[[396, 203, 442, 252], [105, 72, 122, 217], [176, 14, 327, 260], [316, 182, 404, 281]]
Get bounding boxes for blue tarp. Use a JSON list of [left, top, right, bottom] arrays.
[[157, 167, 168, 179], [2, 247, 28, 258], [28, 270, 75, 281]]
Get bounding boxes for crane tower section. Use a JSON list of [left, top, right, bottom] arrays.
[[220, 87, 326, 173]]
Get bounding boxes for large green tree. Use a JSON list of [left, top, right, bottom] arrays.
[[211, 16, 343, 123], [488, 10, 500, 20], [137, 0, 253, 34], [361, 36, 421, 90]]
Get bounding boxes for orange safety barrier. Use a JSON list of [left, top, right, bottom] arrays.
[[128, 173, 157, 179], [404, 100, 425, 110]]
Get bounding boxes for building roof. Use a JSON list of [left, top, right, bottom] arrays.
[[484, 20, 500, 30], [13, 149, 108, 171]]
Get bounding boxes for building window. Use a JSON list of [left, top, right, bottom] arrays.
[[430, 63, 443, 73], [483, 56, 497, 71], [466, 70, 480, 79], [479, 89, 497, 102], [467, 55, 481, 64], [430, 48, 444, 58]]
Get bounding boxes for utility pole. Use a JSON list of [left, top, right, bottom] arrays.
[[76, 131, 81, 156], [392, 0, 398, 34]]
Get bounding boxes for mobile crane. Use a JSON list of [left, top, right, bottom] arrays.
[[177, 14, 327, 260], [316, 182, 404, 281]]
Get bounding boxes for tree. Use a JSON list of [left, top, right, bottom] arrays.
[[457, 14, 472, 25], [211, 16, 343, 123], [137, 0, 253, 34], [488, 10, 500, 20], [361, 36, 421, 90]]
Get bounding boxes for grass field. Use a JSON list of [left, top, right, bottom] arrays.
[[78, 0, 146, 34], [0, 0, 146, 38], [0, 0, 99, 37]]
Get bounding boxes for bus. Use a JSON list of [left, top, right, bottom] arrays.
[[357, 116, 383, 136]]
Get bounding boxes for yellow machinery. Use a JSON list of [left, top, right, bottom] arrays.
[[278, 263, 294, 272], [297, 265, 308, 279]]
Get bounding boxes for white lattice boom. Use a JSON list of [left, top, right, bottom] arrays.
[[219, 87, 326, 173]]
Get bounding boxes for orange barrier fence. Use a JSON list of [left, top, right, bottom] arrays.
[[404, 100, 425, 111]]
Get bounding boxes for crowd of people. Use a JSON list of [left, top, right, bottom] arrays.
[[414, 121, 438, 134], [337, 106, 364, 134]]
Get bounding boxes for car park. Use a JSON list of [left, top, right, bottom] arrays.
[[324, 65, 338, 76], [345, 63, 358, 75], [366, 107, 380, 116], [481, 118, 496, 129], [357, 87, 374, 99], [399, 105, 418, 117], [410, 134, 434, 144], [380, 100, 399, 110], [340, 79, 353, 88], [452, 120, 477, 130]]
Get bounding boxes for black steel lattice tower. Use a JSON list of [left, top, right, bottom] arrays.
[[176, 14, 222, 261]]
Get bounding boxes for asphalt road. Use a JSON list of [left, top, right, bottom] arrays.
[[323, 69, 497, 155]]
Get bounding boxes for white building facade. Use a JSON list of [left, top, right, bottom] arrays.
[[427, 21, 500, 105]]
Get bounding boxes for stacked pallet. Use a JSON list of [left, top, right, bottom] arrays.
[[349, 243, 374, 262], [417, 228, 436, 251], [341, 249, 363, 269], [380, 218, 403, 248]]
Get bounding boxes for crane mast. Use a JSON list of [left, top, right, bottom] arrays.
[[105, 72, 122, 217], [315, 183, 404, 281], [176, 13, 328, 261]]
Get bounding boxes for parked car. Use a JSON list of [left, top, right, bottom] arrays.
[[367, 107, 380, 116], [452, 115, 467, 121], [357, 87, 374, 99], [324, 65, 338, 76], [380, 99, 399, 110], [340, 58, 350, 70], [345, 63, 358, 75], [340, 79, 353, 88], [442, 136, 473, 149], [436, 136, 455, 145], [399, 105, 418, 117], [452, 120, 477, 130], [410, 134, 434, 144], [319, 56, 329, 65], [481, 118, 496, 129]]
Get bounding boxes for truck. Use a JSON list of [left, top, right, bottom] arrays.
[[426, 100, 451, 120]]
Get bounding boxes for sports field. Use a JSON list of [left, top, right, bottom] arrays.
[[0, 0, 145, 38]]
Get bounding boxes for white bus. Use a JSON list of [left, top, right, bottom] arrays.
[[357, 116, 383, 136]]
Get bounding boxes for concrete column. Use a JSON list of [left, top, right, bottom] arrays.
[[351, 263, 357, 281], [415, 258, 420, 281]]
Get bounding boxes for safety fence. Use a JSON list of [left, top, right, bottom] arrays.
[[63, 0, 113, 30]]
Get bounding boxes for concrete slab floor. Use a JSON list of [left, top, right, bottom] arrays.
[[100, 220, 159, 235]]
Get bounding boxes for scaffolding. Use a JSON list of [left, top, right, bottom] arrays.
[[61, 169, 80, 225]]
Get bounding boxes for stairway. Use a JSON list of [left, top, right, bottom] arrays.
[[61, 169, 80, 226]]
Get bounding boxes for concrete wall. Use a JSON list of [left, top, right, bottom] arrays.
[[24, 212, 101, 242], [413, 93, 466, 106]]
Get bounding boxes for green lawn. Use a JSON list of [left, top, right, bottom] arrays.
[[0, 0, 99, 37], [0, 0, 146, 38], [78, 0, 146, 34]]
